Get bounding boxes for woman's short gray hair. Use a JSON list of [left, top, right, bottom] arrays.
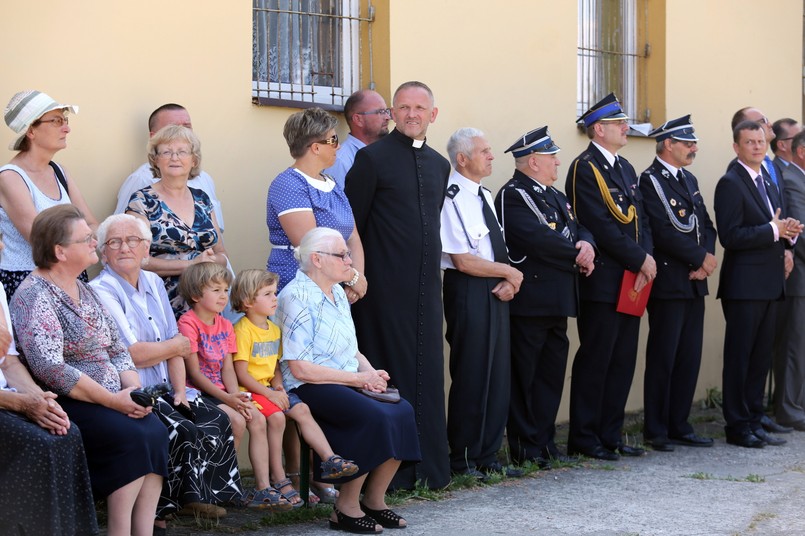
[[147, 124, 202, 179], [96, 213, 152, 257], [283, 108, 339, 159], [446, 127, 485, 167], [293, 227, 343, 272]]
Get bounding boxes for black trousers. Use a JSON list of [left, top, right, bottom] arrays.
[[569, 300, 640, 450], [643, 297, 704, 440], [721, 299, 777, 436], [507, 315, 569, 462], [443, 270, 511, 471]]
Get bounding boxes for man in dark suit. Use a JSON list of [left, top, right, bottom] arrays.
[[731, 108, 796, 435], [494, 126, 595, 468], [639, 115, 717, 452], [775, 129, 805, 430], [564, 93, 655, 461], [714, 120, 803, 448]]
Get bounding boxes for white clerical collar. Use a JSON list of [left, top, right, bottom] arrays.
[[412, 138, 425, 149]]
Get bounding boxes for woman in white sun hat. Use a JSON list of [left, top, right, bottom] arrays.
[[0, 90, 99, 298]]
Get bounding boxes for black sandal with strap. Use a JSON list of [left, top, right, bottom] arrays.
[[360, 502, 407, 529], [329, 507, 382, 533]]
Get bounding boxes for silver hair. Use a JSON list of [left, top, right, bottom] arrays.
[[293, 227, 343, 272], [447, 127, 485, 167], [96, 213, 152, 257]]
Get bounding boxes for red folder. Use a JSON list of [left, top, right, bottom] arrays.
[[616, 270, 653, 317]]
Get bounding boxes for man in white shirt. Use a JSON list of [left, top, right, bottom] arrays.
[[114, 103, 225, 231], [323, 89, 390, 189], [440, 127, 523, 479]]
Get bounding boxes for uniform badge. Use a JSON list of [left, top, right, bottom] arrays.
[[548, 222, 557, 230], [566, 203, 575, 220], [661, 168, 670, 178], [678, 209, 686, 217], [445, 184, 460, 199], [670, 198, 677, 207]]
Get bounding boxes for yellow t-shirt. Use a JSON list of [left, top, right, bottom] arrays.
[[233, 316, 282, 390]]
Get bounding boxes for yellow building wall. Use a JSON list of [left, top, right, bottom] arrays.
[[0, 0, 800, 428]]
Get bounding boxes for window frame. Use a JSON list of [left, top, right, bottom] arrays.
[[252, 0, 371, 111]]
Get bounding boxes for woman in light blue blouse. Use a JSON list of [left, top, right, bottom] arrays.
[[278, 227, 420, 533]]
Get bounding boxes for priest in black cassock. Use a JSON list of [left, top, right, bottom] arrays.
[[345, 81, 451, 489]]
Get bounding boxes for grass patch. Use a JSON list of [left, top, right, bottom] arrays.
[[703, 387, 723, 409], [748, 512, 777, 530], [686, 472, 715, 480], [684, 472, 765, 483]]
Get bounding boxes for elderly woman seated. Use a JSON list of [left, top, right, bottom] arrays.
[[277, 227, 421, 534], [0, 270, 98, 535], [10, 204, 168, 536], [90, 214, 242, 531]]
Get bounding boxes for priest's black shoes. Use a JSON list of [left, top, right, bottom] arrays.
[[567, 445, 620, 461], [608, 444, 646, 457], [726, 431, 766, 449], [646, 438, 675, 452], [668, 433, 714, 447]]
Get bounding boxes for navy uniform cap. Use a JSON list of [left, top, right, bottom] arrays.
[[577, 92, 629, 128], [649, 114, 698, 142], [504, 126, 560, 157]]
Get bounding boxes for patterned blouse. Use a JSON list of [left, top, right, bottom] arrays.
[[276, 270, 359, 391], [10, 275, 135, 395], [126, 185, 219, 317]]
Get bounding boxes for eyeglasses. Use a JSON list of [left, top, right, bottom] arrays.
[[672, 140, 698, 148], [156, 149, 192, 160], [105, 236, 147, 250], [755, 116, 770, 125], [312, 134, 339, 147], [37, 116, 69, 127], [356, 108, 391, 117], [315, 250, 351, 262], [65, 233, 97, 246]]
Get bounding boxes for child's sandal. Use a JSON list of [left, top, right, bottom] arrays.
[[271, 478, 304, 508], [320, 454, 359, 480], [246, 487, 293, 512]]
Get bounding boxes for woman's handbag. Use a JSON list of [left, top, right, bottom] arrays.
[[357, 386, 400, 403]]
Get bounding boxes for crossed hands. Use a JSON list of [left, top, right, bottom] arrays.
[[689, 252, 718, 281], [575, 240, 595, 276]]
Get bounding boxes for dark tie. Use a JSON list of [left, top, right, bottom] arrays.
[[764, 155, 779, 186], [755, 175, 772, 215], [614, 157, 630, 193], [479, 186, 508, 263], [677, 169, 693, 200]]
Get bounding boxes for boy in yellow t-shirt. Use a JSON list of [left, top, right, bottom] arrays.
[[231, 269, 358, 506]]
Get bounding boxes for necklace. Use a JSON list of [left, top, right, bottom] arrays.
[[44, 270, 80, 303]]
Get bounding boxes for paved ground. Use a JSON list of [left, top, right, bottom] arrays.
[[159, 408, 805, 536]]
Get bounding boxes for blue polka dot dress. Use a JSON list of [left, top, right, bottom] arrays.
[[266, 167, 355, 290]]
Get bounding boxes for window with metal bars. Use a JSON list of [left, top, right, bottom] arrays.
[[252, 0, 373, 110], [577, 0, 648, 123]]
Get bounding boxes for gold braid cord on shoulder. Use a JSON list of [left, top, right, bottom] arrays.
[[572, 160, 639, 241]]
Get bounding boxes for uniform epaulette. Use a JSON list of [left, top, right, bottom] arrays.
[[581, 153, 592, 162], [446, 184, 460, 199]]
